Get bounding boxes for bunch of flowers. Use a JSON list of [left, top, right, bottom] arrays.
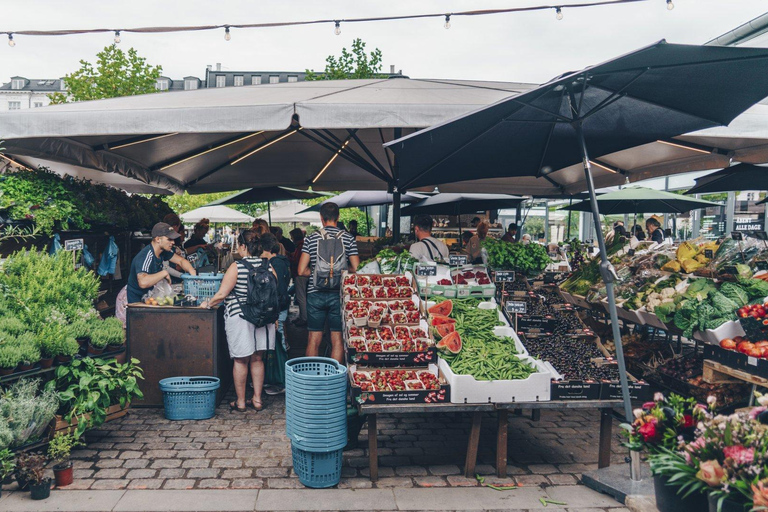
[[623, 392, 705, 454]]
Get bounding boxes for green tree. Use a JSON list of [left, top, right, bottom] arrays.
[[301, 195, 370, 236], [161, 192, 266, 218], [48, 45, 162, 104], [305, 39, 383, 81]]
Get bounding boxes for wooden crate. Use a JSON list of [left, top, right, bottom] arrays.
[[54, 403, 130, 434], [702, 360, 768, 388]]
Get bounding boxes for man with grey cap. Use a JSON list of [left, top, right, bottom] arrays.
[[127, 222, 197, 303]]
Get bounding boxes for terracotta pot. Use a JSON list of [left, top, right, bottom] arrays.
[[29, 478, 51, 500], [87, 344, 104, 356], [55, 355, 72, 364], [53, 463, 73, 487], [17, 362, 34, 372], [39, 357, 54, 369], [0, 366, 16, 376], [76, 337, 89, 348], [107, 343, 126, 352], [654, 474, 708, 512]]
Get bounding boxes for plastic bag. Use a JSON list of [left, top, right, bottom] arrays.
[[98, 236, 119, 276], [82, 244, 95, 268], [141, 279, 176, 304], [115, 286, 128, 325], [49, 233, 62, 255]]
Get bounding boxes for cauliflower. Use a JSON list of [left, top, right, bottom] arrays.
[[660, 287, 676, 299]]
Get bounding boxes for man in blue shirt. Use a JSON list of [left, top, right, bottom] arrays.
[[127, 223, 197, 303]]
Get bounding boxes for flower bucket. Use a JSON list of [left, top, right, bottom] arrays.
[[29, 478, 52, 500], [654, 474, 708, 512]]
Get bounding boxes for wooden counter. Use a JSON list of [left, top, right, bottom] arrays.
[[126, 304, 230, 407]]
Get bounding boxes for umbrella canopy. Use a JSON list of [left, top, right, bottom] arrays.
[[299, 190, 426, 213], [206, 186, 332, 206], [559, 187, 719, 214], [401, 193, 525, 216], [180, 205, 255, 224], [384, 41, 768, 423], [685, 163, 768, 195], [258, 201, 322, 226]]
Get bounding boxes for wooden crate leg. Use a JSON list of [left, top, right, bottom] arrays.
[[464, 411, 482, 478], [598, 408, 612, 469], [368, 414, 378, 482], [531, 409, 540, 421], [496, 409, 508, 478]]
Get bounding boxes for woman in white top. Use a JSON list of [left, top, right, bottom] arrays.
[[201, 230, 276, 413]]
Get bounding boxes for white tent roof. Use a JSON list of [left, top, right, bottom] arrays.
[[180, 205, 255, 224], [260, 201, 321, 226]]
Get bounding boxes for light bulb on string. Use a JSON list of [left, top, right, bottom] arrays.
[[556, 7, 564, 20], [114, 31, 121, 43], [334, 21, 341, 36], [666, 0, 674, 10], [444, 15, 451, 29], [224, 27, 231, 41], [8, 34, 15, 47]]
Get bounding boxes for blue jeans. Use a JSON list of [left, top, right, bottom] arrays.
[[278, 309, 289, 350]]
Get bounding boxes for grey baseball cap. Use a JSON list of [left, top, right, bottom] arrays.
[[151, 222, 181, 239]]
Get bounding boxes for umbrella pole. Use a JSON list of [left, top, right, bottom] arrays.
[[393, 190, 401, 241], [566, 198, 572, 239], [365, 207, 371, 237], [575, 123, 633, 425], [267, 201, 272, 226]]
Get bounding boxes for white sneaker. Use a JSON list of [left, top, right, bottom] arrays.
[[264, 386, 285, 396]]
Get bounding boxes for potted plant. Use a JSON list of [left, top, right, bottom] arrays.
[[101, 317, 126, 351], [0, 448, 16, 498], [67, 320, 91, 348], [87, 325, 107, 356], [38, 333, 56, 369], [47, 432, 81, 487], [54, 335, 79, 364], [0, 345, 20, 375], [16, 338, 41, 372], [622, 392, 709, 512], [15, 452, 50, 500]]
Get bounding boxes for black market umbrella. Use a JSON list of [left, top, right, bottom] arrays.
[[385, 41, 768, 423], [685, 163, 768, 195], [559, 187, 719, 214], [206, 186, 332, 225], [299, 190, 427, 234]]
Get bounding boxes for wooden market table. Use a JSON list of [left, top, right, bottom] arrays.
[[360, 400, 622, 481]]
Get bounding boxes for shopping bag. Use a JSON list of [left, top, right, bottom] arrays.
[[98, 236, 119, 276], [82, 244, 95, 268], [264, 332, 287, 387], [49, 233, 62, 255]]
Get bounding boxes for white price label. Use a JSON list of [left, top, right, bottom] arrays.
[[748, 356, 758, 366]]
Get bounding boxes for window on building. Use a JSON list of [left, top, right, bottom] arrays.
[[287, 75, 298, 83], [216, 75, 226, 88], [234, 75, 244, 87], [251, 76, 262, 85], [156, 79, 169, 91], [8, 101, 21, 110], [60, 80, 66, 91], [11, 79, 24, 90], [269, 75, 279, 84], [184, 79, 198, 91], [33, 102, 43, 108]]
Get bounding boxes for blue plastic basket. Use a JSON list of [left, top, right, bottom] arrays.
[[182, 273, 224, 303], [291, 445, 344, 488], [289, 436, 348, 453], [285, 357, 347, 380], [159, 376, 220, 420]]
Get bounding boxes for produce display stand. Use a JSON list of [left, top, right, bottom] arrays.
[[126, 303, 229, 406]]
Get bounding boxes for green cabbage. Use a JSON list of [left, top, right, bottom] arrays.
[[739, 278, 768, 301], [710, 292, 739, 316], [719, 282, 749, 307]]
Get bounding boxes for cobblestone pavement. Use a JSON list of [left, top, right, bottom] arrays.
[[59, 397, 627, 493]]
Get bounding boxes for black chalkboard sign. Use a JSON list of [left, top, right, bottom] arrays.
[[494, 271, 516, 283], [449, 254, 468, 266], [732, 231, 744, 241], [627, 249, 635, 256], [64, 238, 84, 251], [704, 249, 714, 259], [756, 260, 768, 271], [505, 301, 527, 314], [754, 231, 768, 241], [415, 265, 437, 276]]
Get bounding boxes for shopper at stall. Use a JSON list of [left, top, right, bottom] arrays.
[[348, 220, 360, 238], [632, 224, 646, 240], [201, 230, 276, 412], [646, 217, 664, 244], [253, 219, 286, 255], [467, 220, 490, 264], [501, 223, 518, 243], [184, 222, 212, 255], [460, 231, 474, 253], [409, 214, 449, 263], [127, 223, 196, 304], [521, 233, 532, 245], [298, 202, 359, 363], [289, 228, 308, 327], [260, 232, 291, 395], [271, 226, 295, 254]]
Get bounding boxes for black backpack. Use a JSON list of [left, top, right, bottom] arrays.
[[236, 259, 280, 328], [269, 255, 291, 311]]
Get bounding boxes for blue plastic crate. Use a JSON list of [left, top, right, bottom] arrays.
[[181, 273, 224, 303], [159, 376, 220, 420], [291, 445, 344, 488]]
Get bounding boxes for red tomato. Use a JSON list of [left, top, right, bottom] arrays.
[[747, 346, 763, 358], [720, 338, 737, 350], [755, 341, 768, 348], [738, 308, 750, 318], [757, 307, 766, 317], [734, 336, 746, 343], [738, 341, 755, 354]]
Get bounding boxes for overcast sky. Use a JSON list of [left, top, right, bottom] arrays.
[[1, 1, 767, 84]]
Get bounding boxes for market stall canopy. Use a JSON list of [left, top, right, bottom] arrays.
[[258, 201, 321, 226], [206, 186, 332, 206], [558, 187, 720, 214], [180, 205, 255, 224], [299, 190, 427, 213], [684, 163, 768, 195], [0, 78, 536, 195], [401, 193, 526, 216]]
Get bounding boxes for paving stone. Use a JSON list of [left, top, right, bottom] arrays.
[[222, 469, 253, 479], [380, 456, 412, 467], [267, 478, 306, 489], [474, 464, 496, 475], [336, 478, 375, 489], [150, 459, 182, 469], [94, 459, 124, 469], [414, 476, 450, 487], [446, 475, 480, 487], [90, 478, 128, 490], [515, 474, 550, 486], [360, 466, 395, 478], [375, 477, 414, 488], [123, 459, 151, 469], [119, 450, 144, 459], [395, 466, 428, 476], [428, 464, 462, 476], [548, 473, 579, 485], [173, 442, 203, 450], [188, 468, 221, 479], [529, 464, 560, 474], [93, 468, 127, 479], [126, 478, 164, 489], [182, 459, 211, 468], [73, 460, 94, 469], [65, 478, 94, 490], [158, 469, 186, 479], [231, 478, 265, 489], [198, 478, 231, 489], [73, 469, 95, 479], [255, 467, 290, 478], [213, 458, 243, 468], [144, 449, 178, 459], [125, 469, 157, 479], [163, 479, 196, 490]]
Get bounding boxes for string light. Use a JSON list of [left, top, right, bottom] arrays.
[[444, 15, 451, 29], [224, 26, 231, 41], [8, 34, 14, 47], [334, 21, 341, 36], [114, 31, 120, 43], [666, 0, 674, 10], [556, 7, 564, 20]]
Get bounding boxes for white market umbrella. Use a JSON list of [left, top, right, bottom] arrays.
[[180, 205, 255, 224]]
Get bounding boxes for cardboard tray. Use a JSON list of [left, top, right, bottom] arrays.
[[348, 364, 450, 404], [346, 345, 437, 367]]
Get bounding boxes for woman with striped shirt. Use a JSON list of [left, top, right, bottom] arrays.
[[201, 230, 276, 413]]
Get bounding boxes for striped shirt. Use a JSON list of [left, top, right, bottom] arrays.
[[127, 244, 174, 303], [302, 226, 358, 294], [225, 257, 264, 317]]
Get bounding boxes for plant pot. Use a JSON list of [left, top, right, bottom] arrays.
[[707, 493, 747, 512], [76, 337, 89, 348], [29, 478, 52, 500], [14, 472, 30, 492], [87, 344, 104, 356], [17, 362, 35, 372], [107, 343, 125, 352], [39, 357, 54, 369], [0, 366, 16, 376], [53, 463, 73, 487], [654, 474, 708, 512], [55, 355, 72, 364]]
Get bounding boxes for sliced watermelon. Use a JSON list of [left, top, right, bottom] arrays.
[[430, 315, 457, 326], [433, 322, 455, 339], [436, 331, 462, 354], [428, 300, 453, 317]]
